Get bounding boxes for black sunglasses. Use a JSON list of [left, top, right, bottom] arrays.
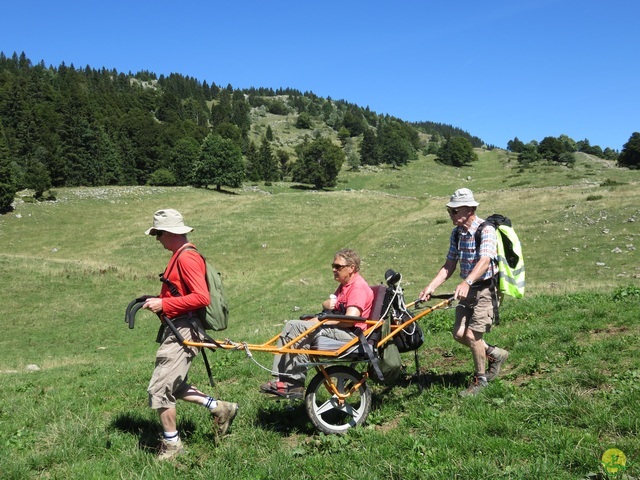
[[447, 207, 460, 215], [332, 263, 350, 270], [153, 230, 165, 237]]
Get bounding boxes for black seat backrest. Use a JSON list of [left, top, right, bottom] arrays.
[[369, 284, 388, 320]]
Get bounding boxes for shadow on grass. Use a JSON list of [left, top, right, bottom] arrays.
[[204, 187, 238, 195], [110, 412, 198, 452], [254, 398, 316, 435], [250, 371, 472, 436], [369, 368, 469, 394], [0, 204, 15, 215], [369, 370, 470, 408], [289, 184, 319, 191], [418, 371, 470, 389]]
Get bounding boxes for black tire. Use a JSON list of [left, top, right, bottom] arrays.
[[305, 365, 372, 435]]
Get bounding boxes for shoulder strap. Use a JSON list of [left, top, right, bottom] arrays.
[[453, 222, 487, 254], [173, 245, 204, 296], [161, 244, 198, 297], [453, 227, 460, 254], [164, 244, 194, 276], [474, 221, 488, 252]]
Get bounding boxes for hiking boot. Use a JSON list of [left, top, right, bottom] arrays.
[[486, 347, 509, 381], [157, 438, 184, 460], [210, 401, 239, 436], [459, 376, 488, 397]]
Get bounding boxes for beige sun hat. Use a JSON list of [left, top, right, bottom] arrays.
[[445, 188, 479, 208], [145, 209, 194, 235]]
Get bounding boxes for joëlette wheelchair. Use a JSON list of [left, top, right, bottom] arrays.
[[125, 269, 454, 435]]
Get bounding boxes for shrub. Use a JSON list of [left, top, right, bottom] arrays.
[[148, 168, 176, 186], [436, 137, 478, 167], [612, 285, 640, 302], [600, 179, 626, 187], [295, 112, 312, 129], [558, 152, 576, 166], [267, 100, 289, 115]]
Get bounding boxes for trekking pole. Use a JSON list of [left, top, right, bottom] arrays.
[[162, 315, 217, 390]]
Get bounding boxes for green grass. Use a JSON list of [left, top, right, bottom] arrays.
[[1, 153, 639, 478]]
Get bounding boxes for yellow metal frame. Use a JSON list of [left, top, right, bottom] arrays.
[[179, 297, 453, 408], [181, 297, 453, 357]]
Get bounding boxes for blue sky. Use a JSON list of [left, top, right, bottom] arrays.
[[2, 0, 638, 151]]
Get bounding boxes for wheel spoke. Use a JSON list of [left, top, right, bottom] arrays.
[[314, 395, 358, 418], [306, 366, 372, 434]]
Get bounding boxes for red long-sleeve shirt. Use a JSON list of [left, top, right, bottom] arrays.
[[160, 244, 210, 319]]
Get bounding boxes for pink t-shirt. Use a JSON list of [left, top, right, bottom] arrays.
[[333, 272, 374, 329]]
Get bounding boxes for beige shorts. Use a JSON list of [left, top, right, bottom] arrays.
[[147, 318, 204, 410], [454, 286, 495, 334]]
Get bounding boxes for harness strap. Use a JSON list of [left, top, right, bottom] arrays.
[[488, 275, 500, 326], [159, 243, 198, 297], [356, 329, 384, 382]]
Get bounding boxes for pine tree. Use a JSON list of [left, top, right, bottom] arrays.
[[378, 122, 414, 167], [210, 89, 232, 128], [23, 158, 52, 199], [618, 132, 640, 169], [258, 136, 278, 181], [360, 129, 380, 165], [276, 149, 290, 179], [231, 90, 251, 135], [0, 123, 17, 211], [245, 141, 260, 182], [156, 92, 183, 123], [507, 137, 525, 153], [170, 137, 199, 185]]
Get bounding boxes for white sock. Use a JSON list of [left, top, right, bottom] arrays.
[[163, 431, 179, 443], [205, 396, 218, 410]]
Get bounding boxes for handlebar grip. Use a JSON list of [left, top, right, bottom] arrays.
[[128, 301, 146, 329], [124, 295, 158, 329], [125, 298, 139, 324]]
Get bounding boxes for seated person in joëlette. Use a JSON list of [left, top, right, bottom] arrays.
[[260, 249, 374, 398]]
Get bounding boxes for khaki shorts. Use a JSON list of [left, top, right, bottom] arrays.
[[454, 286, 495, 334], [147, 318, 204, 410]]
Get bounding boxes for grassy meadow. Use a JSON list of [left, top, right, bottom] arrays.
[[0, 150, 639, 479]]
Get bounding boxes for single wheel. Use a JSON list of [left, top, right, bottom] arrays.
[[305, 365, 372, 435]]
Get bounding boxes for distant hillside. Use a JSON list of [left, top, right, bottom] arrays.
[[0, 50, 630, 211], [0, 52, 483, 192], [411, 121, 486, 148]]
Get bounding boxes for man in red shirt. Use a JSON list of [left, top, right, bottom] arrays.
[[260, 249, 374, 398], [142, 209, 238, 460]]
